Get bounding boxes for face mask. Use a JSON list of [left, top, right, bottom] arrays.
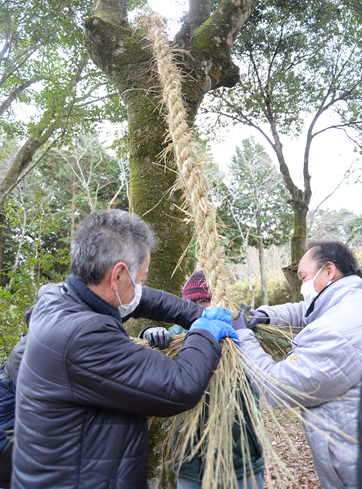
[[300, 265, 330, 307], [115, 267, 143, 318]]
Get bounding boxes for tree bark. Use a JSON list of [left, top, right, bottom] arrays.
[[283, 199, 308, 301], [189, 0, 211, 28], [0, 78, 41, 116], [0, 57, 88, 208], [267, 114, 310, 301], [84, 0, 256, 301], [257, 212, 268, 305], [0, 122, 60, 208]]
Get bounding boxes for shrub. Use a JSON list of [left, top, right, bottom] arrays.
[[227, 274, 292, 310]]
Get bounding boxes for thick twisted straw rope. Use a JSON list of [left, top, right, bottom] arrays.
[[146, 15, 229, 306]]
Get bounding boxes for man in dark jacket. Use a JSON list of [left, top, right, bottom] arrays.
[[12, 210, 238, 489]]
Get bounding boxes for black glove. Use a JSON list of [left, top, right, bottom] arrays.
[[144, 327, 170, 350], [232, 304, 269, 331]]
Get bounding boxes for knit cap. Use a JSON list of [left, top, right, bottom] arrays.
[[182, 270, 212, 302]]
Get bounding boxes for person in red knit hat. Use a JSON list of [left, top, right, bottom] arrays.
[[143, 271, 265, 489], [181, 270, 212, 306], [143, 271, 212, 349]]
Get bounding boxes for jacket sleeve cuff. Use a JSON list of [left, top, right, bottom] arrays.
[[138, 326, 152, 339], [257, 309, 270, 324]]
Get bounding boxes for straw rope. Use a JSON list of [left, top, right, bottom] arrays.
[[145, 15, 229, 307], [135, 330, 357, 488]]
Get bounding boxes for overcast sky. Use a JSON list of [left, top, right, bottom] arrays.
[[147, 0, 362, 215]]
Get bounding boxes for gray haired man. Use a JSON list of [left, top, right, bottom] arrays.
[[12, 210, 237, 489]]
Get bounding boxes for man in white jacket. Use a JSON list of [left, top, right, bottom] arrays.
[[233, 241, 362, 489]]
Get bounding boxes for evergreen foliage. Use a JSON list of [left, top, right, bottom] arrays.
[[0, 135, 129, 357], [220, 137, 293, 257]]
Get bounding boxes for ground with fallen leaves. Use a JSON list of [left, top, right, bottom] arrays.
[[262, 408, 323, 489]]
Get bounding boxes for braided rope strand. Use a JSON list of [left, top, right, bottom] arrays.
[[147, 15, 229, 306]]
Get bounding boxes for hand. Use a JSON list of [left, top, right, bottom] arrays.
[[204, 307, 231, 324], [232, 304, 269, 331], [189, 317, 240, 346], [144, 327, 170, 350]]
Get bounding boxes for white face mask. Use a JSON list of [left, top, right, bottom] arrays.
[[115, 267, 143, 318], [300, 264, 330, 307]]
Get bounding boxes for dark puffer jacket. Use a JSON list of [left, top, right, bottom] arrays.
[[12, 275, 221, 489]]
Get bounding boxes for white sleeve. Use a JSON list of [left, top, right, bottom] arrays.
[[258, 301, 307, 328], [236, 326, 361, 408]]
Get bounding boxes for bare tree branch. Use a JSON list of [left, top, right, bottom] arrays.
[[0, 77, 42, 116], [0, 43, 43, 87]]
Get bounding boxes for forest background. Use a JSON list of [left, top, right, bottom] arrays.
[[1, 0, 362, 363]]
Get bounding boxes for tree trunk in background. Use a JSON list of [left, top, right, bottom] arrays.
[[282, 200, 308, 302], [270, 133, 310, 302], [243, 233, 255, 308], [257, 213, 268, 305], [0, 212, 4, 285], [71, 174, 77, 239]]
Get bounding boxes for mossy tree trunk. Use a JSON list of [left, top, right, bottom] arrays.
[[282, 199, 308, 301], [84, 1, 256, 486], [271, 125, 311, 302], [84, 0, 256, 301], [256, 212, 268, 305]]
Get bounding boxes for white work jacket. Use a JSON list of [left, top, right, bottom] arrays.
[[237, 275, 362, 489]]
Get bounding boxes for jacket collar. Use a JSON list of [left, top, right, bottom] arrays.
[[66, 274, 122, 323], [305, 283, 332, 317], [305, 274, 362, 320]]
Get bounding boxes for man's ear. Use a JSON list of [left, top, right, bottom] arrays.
[[325, 261, 336, 280], [111, 262, 126, 291]]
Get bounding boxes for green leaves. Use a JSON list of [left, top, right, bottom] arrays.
[[224, 0, 362, 139], [0, 0, 127, 205], [0, 133, 130, 356]]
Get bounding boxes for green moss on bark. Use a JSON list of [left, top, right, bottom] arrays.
[[190, 4, 244, 89], [283, 200, 308, 301], [148, 418, 177, 487], [84, 17, 151, 91], [84, 15, 192, 317]]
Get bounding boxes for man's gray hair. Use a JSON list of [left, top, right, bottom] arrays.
[[70, 210, 158, 285]]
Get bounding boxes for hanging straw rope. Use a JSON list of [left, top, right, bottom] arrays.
[[141, 14, 275, 487], [145, 14, 229, 307]]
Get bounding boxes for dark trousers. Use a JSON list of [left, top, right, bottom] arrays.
[[0, 436, 13, 489]]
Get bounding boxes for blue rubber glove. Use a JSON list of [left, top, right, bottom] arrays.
[[189, 317, 240, 346], [232, 304, 269, 331], [204, 307, 232, 324], [144, 327, 170, 350]]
